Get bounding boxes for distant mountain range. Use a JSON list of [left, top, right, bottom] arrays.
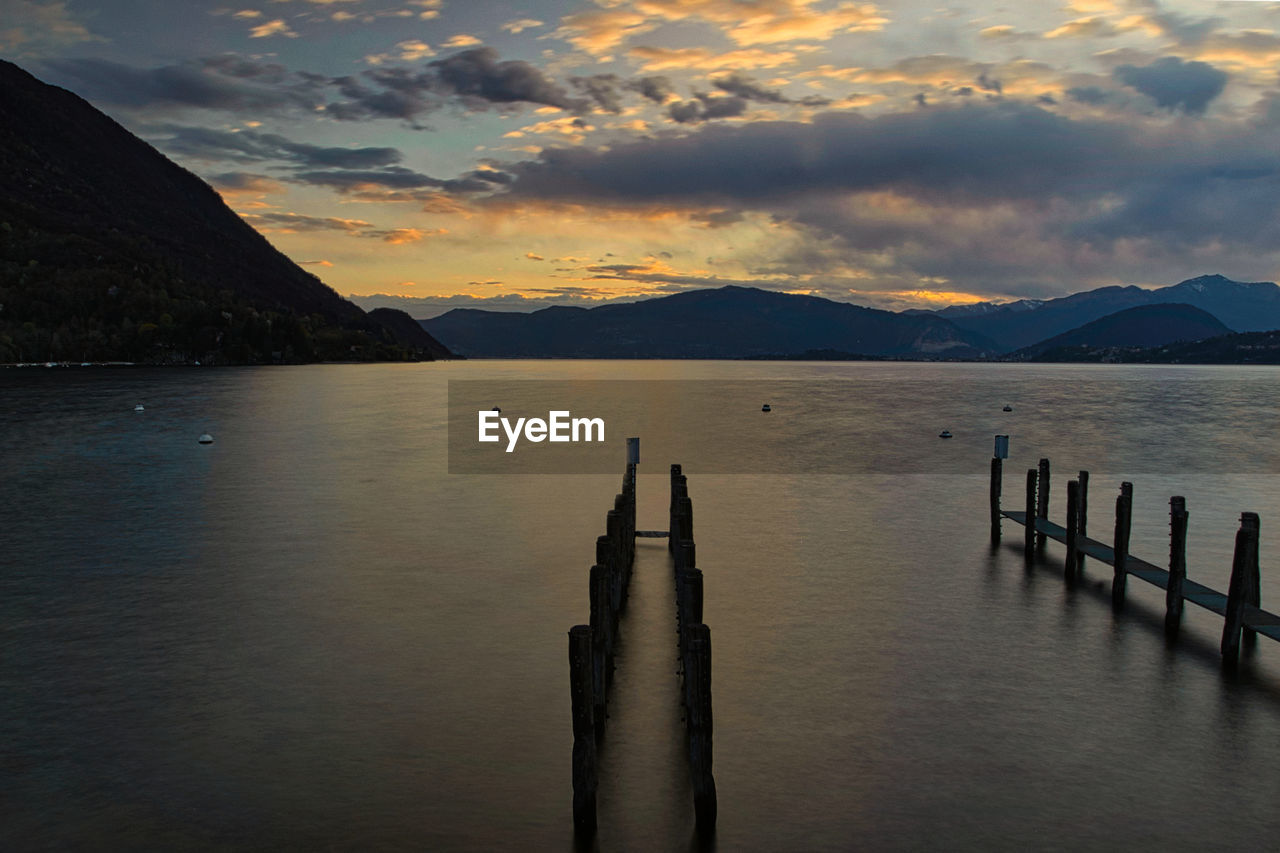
[[0, 60, 452, 364], [1012, 303, 1230, 359], [423, 285, 995, 358], [924, 274, 1280, 351], [420, 275, 1280, 360]]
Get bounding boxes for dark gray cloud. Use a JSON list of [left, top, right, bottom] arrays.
[[712, 72, 787, 103], [152, 125, 401, 169], [1114, 57, 1228, 114], [631, 76, 674, 104], [292, 167, 491, 194], [473, 101, 1280, 292], [668, 94, 748, 124], [497, 104, 1138, 205], [572, 74, 624, 113], [429, 47, 589, 111], [42, 57, 320, 111], [711, 72, 830, 107]]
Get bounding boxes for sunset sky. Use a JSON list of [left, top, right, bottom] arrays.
[[7, 0, 1280, 315]]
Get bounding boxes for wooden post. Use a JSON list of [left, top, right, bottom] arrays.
[[1165, 496, 1187, 637], [607, 509, 624, 614], [589, 564, 610, 726], [1111, 482, 1133, 611], [1076, 471, 1089, 573], [669, 464, 682, 552], [1024, 468, 1037, 563], [990, 456, 1002, 544], [1065, 479, 1079, 583], [1245, 513, 1260, 651], [1221, 513, 1259, 669], [678, 496, 693, 548], [568, 625, 597, 835], [1036, 458, 1051, 551], [686, 623, 717, 834]]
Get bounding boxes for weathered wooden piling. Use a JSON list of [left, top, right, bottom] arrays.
[[1065, 479, 1080, 582], [1111, 482, 1133, 611], [1222, 513, 1261, 668], [1165, 496, 1187, 636], [589, 564, 611, 729], [1036, 458, 1051, 551], [685, 623, 717, 833], [1076, 471, 1089, 572], [568, 625, 597, 835], [1024, 468, 1037, 562], [990, 456, 1003, 544]]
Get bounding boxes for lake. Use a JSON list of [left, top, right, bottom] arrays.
[[4, 361, 1280, 851]]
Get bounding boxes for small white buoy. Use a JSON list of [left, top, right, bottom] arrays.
[[134, 404, 145, 412], [198, 433, 214, 444]]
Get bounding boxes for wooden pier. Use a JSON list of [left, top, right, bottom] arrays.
[[566, 443, 716, 837], [990, 447, 1272, 669]]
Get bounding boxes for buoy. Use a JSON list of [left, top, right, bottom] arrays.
[[198, 433, 214, 444], [134, 404, 145, 412]]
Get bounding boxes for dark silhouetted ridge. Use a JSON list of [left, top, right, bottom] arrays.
[[0, 59, 453, 363]]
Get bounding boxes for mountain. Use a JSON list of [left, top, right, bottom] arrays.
[[933, 274, 1280, 352], [421, 285, 996, 358], [0, 59, 452, 364], [1015, 303, 1230, 359]]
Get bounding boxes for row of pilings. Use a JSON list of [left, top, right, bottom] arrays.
[[567, 462, 637, 835], [991, 453, 1266, 670], [670, 464, 717, 834]]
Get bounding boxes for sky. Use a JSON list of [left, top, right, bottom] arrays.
[[6, 0, 1280, 316]]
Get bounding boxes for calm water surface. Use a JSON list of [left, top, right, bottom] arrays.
[[4, 361, 1280, 851]]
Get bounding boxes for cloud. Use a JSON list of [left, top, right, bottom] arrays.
[[153, 125, 403, 169], [0, 0, 100, 56], [441, 34, 481, 48], [42, 57, 321, 112], [631, 75, 675, 103], [239, 212, 374, 232], [328, 47, 591, 121], [552, 8, 656, 55], [571, 74, 624, 113], [590, 0, 888, 48], [668, 94, 748, 123], [1114, 56, 1228, 114], [501, 18, 544, 34], [249, 19, 297, 38], [462, 99, 1280, 294], [209, 171, 286, 195], [627, 46, 800, 72], [525, 252, 545, 260]]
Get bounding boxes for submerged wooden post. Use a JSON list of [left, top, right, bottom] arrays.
[[1077, 471, 1089, 572], [686, 623, 717, 834], [1111, 482, 1133, 611], [1221, 513, 1260, 669], [990, 456, 1003, 544], [1024, 468, 1037, 563], [568, 625, 597, 834], [1036, 458, 1051, 551], [1165, 496, 1187, 637], [589, 564, 611, 727], [1065, 479, 1080, 583]]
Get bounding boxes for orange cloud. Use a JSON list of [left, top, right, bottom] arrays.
[[628, 45, 799, 71], [628, 0, 887, 46], [249, 19, 297, 38]]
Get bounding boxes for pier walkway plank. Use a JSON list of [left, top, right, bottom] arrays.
[[1000, 509, 1262, 626]]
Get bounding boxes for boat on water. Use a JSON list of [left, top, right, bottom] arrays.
[[939, 430, 953, 439], [761, 404, 772, 412], [1003, 405, 1013, 412]]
